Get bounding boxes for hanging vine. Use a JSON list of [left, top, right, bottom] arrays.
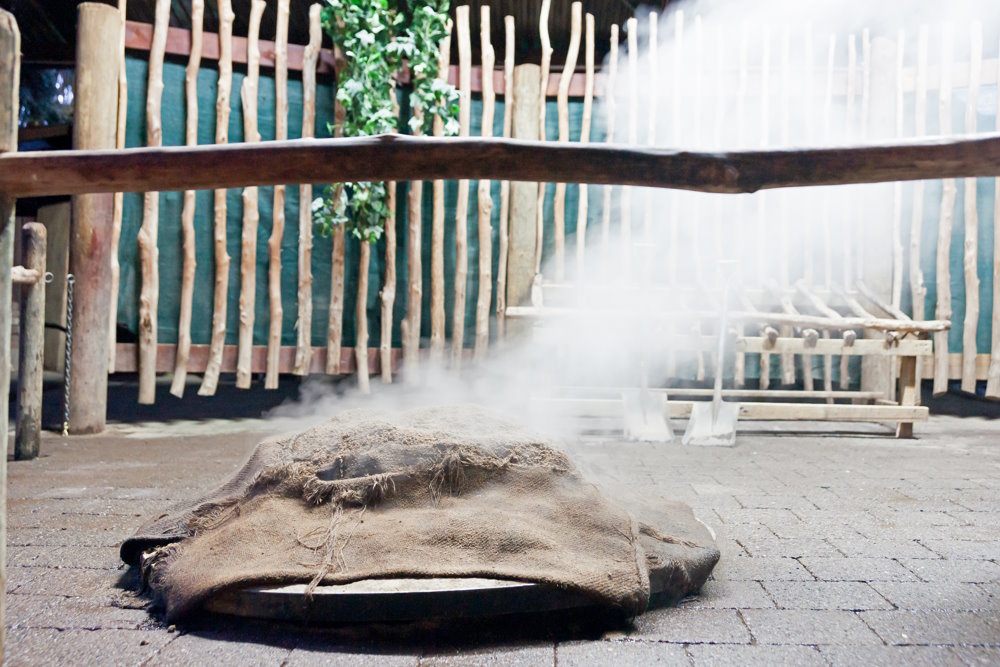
[[314, 0, 459, 243]]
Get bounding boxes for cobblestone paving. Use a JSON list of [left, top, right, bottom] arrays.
[[4, 415, 999, 665]]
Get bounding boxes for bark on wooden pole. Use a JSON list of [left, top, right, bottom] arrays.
[[533, 0, 552, 277], [199, 0, 234, 396], [452, 5, 471, 369], [933, 25, 956, 397], [429, 21, 452, 365], [15, 223, 45, 460], [170, 0, 204, 398], [326, 221, 345, 374], [236, 0, 265, 390], [294, 4, 321, 377], [474, 5, 495, 361], [574, 13, 594, 281], [109, 0, 127, 373], [961, 23, 982, 394], [69, 3, 119, 430], [0, 11, 15, 654], [266, 0, 290, 390], [495, 15, 515, 340], [137, 0, 169, 405], [552, 2, 580, 282]]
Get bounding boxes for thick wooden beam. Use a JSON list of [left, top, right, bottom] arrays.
[[69, 3, 119, 432], [5, 133, 1000, 199], [0, 8, 17, 658], [14, 223, 45, 461]]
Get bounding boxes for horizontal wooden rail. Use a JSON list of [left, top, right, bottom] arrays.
[[10, 266, 41, 285], [508, 305, 949, 334], [4, 133, 1000, 199]]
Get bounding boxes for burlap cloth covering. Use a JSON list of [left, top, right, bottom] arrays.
[[121, 405, 719, 621]]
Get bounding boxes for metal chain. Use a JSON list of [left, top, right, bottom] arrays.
[[62, 274, 75, 437]]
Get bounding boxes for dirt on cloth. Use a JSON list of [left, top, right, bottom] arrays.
[[120, 404, 719, 622]]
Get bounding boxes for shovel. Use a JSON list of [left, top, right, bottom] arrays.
[[683, 264, 739, 446], [623, 242, 674, 442]]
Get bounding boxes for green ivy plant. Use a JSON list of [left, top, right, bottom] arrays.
[[314, 0, 459, 243]]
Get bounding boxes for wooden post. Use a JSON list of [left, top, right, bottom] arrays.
[[170, 0, 204, 398], [15, 223, 45, 460], [474, 5, 495, 361], [109, 0, 127, 373], [933, 24, 956, 397], [136, 0, 169, 405], [199, 0, 234, 396], [356, 239, 370, 392], [39, 202, 69, 373], [988, 35, 1000, 400], [381, 177, 397, 383], [70, 3, 119, 430], [575, 13, 594, 281], [326, 222, 345, 374], [495, 15, 515, 340], [452, 5, 471, 368], [294, 4, 321, 377], [891, 29, 905, 310], [910, 26, 929, 323], [266, 0, 290, 389], [622, 18, 637, 275], [429, 21, 452, 364], [533, 0, 552, 279], [860, 34, 899, 401], [644, 12, 658, 243], [896, 355, 917, 438], [600, 25, 618, 255], [506, 63, 541, 329], [236, 0, 265, 390], [552, 2, 581, 282], [0, 11, 15, 655], [961, 23, 983, 394]]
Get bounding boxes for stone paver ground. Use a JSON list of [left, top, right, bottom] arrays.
[[4, 413, 999, 665]]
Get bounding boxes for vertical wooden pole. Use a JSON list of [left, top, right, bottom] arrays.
[[495, 15, 515, 340], [452, 6, 471, 368], [381, 176, 397, 383], [356, 239, 370, 392], [170, 0, 204, 398], [822, 33, 836, 291], [294, 4, 321, 377], [987, 36, 1000, 400], [429, 21, 452, 364], [896, 355, 917, 438], [474, 5, 495, 361], [644, 11, 659, 244], [552, 2, 581, 282], [960, 23, 983, 394], [506, 63, 541, 327], [843, 33, 856, 288], [326, 222, 346, 374], [667, 12, 683, 289], [15, 224, 45, 460], [622, 18, 637, 275], [137, 0, 169, 405], [199, 0, 234, 395], [891, 29, 905, 310], [534, 0, 552, 279], [0, 12, 15, 654], [109, 0, 127, 373], [933, 24, 956, 397], [601, 25, 619, 255], [733, 26, 750, 387], [402, 124, 423, 376], [70, 3, 119, 430], [266, 0, 290, 389], [910, 26, 929, 323], [575, 13, 594, 281], [236, 0, 266, 389]]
